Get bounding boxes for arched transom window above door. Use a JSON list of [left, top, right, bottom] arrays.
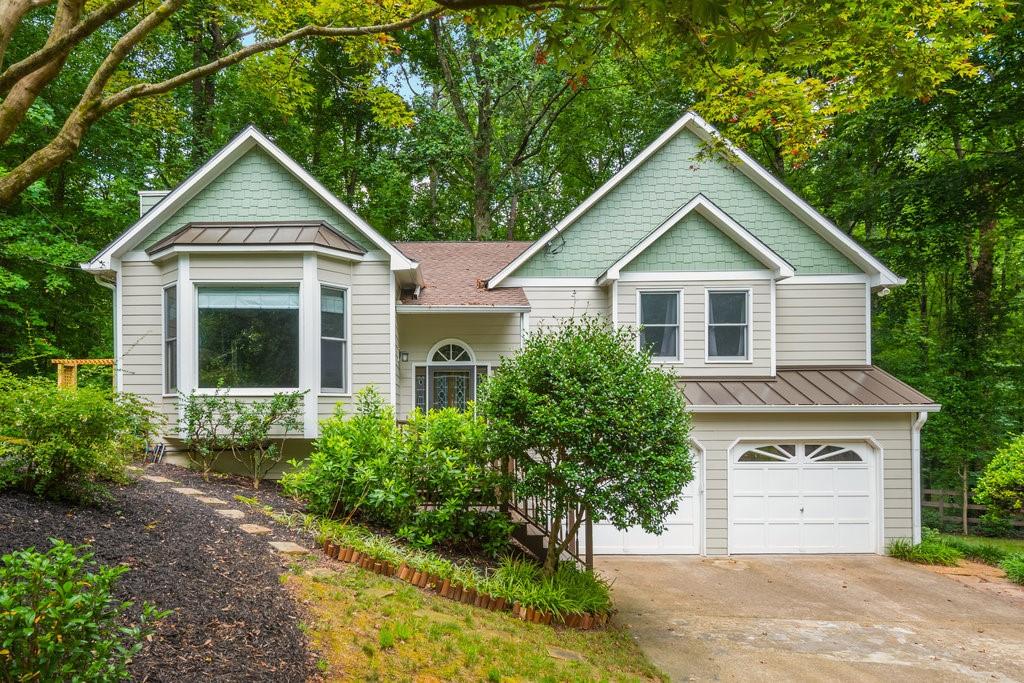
[[735, 443, 865, 464], [414, 340, 487, 413]]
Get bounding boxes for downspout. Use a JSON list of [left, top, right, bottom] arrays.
[[912, 411, 928, 544]]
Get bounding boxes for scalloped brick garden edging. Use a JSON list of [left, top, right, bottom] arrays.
[[321, 540, 608, 630]]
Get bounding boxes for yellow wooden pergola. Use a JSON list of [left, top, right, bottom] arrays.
[[52, 358, 115, 389]]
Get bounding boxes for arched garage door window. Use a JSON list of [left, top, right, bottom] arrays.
[[414, 340, 488, 413], [736, 444, 864, 464]]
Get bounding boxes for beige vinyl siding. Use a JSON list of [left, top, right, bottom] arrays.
[[522, 286, 608, 330], [776, 282, 868, 365], [618, 279, 772, 377], [120, 259, 176, 425], [318, 257, 392, 422], [690, 412, 914, 555], [189, 254, 303, 281], [396, 313, 522, 419]]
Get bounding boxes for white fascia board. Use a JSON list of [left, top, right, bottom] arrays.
[[488, 111, 901, 288], [687, 403, 941, 413], [84, 126, 415, 273], [499, 277, 598, 288], [681, 113, 903, 287], [147, 244, 366, 262], [777, 274, 869, 285], [395, 305, 531, 314], [488, 113, 701, 288], [616, 270, 772, 282], [600, 194, 795, 283]]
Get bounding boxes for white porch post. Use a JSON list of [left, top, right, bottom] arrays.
[[176, 254, 194, 435]]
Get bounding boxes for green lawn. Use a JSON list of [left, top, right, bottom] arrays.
[[284, 558, 665, 682], [939, 534, 1024, 556]]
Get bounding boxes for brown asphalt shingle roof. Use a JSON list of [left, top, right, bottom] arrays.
[[681, 366, 937, 408], [396, 241, 532, 308], [146, 221, 366, 256]]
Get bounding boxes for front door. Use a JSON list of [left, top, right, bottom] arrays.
[[431, 368, 472, 411]]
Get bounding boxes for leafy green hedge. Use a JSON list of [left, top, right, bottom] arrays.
[[0, 540, 167, 682], [282, 388, 513, 555], [0, 373, 158, 502]]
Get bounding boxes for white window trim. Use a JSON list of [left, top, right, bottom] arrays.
[[161, 282, 177, 397], [191, 278, 303, 396], [636, 289, 683, 362], [705, 287, 753, 364], [318, 283, 352, 397]]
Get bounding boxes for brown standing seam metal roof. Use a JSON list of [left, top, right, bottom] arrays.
[[145, 221, 366, 256], [680, 366, 937, 407], [395, 241, 532, 308]]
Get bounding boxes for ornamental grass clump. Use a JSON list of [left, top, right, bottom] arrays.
[[887, 537, 963, 566], [1000, 554, 1024, 584]]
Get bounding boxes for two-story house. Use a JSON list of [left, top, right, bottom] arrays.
[[83, 112, 938, 557]]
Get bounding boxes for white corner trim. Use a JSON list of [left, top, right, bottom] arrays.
[[519, 311, 529, 349], [601, 195, 795, 283], [689, 404, 941, 413], [487, 111, 902, 289], [176, 255, 193, 436], [389, 275, 397, 407], [865, 283, 872, 366], [301, 254, 319, 438], [611, 280, 619, 328], [770, 279, 777, 377], [84, 126, 415, 273], [912, 411, 928, 544]]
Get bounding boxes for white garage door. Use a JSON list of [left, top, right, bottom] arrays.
[[729, 442, 876, 554], [593, 455, 701, 554]]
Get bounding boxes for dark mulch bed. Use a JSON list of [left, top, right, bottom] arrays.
[[0, 464, 317, 682]]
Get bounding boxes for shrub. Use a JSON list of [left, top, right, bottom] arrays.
[[975, 434, 1024, 514], [282, 387, 403, 520], [0, 540, 167, 682], [179, 389, 304, 486], [479, 316, 693, 573], [283, 388, 514, 554], [886, 537, 962, 566], [976, 511, 1015, 539], [0, 373, 158, 502], [1000, 553, 1024, 585]]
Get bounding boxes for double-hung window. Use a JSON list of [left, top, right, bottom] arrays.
[[197, 286, 300, 388], [163, 285, 177, 393], [638, 291, 681, 360], [707, 289, 750, 361], [320, 286, 347, 393]]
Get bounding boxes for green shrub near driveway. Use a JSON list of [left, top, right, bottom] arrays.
[[886, 537, 963, 566], [0, 540, 167, 682], [1001, 554, 1024, 584], [975, 434, 1024, 515], [0, 372, 158, 502]]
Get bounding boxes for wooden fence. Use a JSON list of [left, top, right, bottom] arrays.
[[922, 489, 1024, 529]]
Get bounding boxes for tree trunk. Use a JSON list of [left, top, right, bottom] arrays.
[[543, 509, 563, 575], [0, 0, 84, 145], [506, 191, 518, 239]]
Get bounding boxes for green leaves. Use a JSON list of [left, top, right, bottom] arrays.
[[975, 434, 1024, 514], [0, 540, 168, 683], [478, 316, 693, 572]]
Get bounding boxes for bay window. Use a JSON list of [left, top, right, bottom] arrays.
[[163, 285, 177, 393], [320, 286, 347, 392], [197, 286, 300, 388]]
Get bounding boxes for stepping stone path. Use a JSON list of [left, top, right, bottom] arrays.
[[143, 472, 321, 560], [268, 541, 309, 556]]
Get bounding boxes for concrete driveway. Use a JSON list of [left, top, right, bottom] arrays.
[[598, 555, 1024, 682]]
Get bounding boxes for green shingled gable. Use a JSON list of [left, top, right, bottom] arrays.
[[622, 211, 765, 272], [515, 128, 859, 277], [140, 147, 373, 253]]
